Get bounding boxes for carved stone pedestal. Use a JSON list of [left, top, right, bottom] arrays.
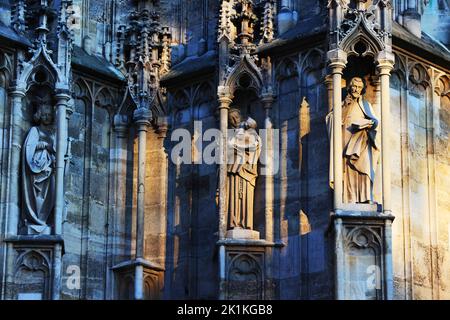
[[226, 228, 260, 240], [329, 206, 394, 300], [27, 225, 51, 235], [3, 235, 64, 300], [217, 239, 282, 300], [112, 258, 164, 300]]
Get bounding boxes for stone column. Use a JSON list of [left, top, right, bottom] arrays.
[[261, 93, 274, 242], [376, 54, 394, 215], [107, 115, 129, 298], [371, 75, 381, 117], [3, 88, 25, 299], [217, 90, 232, 240], [384, 219, 393, 300], [334, 217, 345, 300], [133, 108, 151, 300], [217, 88, 231, 300], [113, 114, 130, 250], [324, 75, 333, 113], [53, 91, 71, 300], [7, 89, 25, 237], [54, 91, 71, 235], [327, 49, 347, 210]]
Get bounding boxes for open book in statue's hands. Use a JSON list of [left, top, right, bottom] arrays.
[[352, 118, 374, 130]]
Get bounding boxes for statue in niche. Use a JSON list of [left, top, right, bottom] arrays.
[[226, 108, 261, 231], [326, 77, 380, 204], [22, 103, 56, 234]]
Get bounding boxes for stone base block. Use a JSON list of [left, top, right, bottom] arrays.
[[27, 224, 51, 235], [226, 228, 260, 240], [112, 258, 164, 300], [329, 209, 395, 300], [3, 235, 64, 300]]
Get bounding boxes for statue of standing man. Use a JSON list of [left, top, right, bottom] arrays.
[[326, 77, 380, 204]]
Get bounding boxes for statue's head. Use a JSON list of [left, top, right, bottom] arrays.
[[347, 77, 365, 99], [33, 103, 54, 126], [245, 117, 257, 130], [228, 108, 242, 129]]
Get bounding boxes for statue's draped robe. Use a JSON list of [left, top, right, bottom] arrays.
[[326, 97, 380, 203], [22, 126, 56, 227], [226, 127, 261, 229]]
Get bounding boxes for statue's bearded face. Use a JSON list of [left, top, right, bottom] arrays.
[[349, 79, 364, 99]]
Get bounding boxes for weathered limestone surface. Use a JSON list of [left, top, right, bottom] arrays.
[[0, 0, 448, 300]]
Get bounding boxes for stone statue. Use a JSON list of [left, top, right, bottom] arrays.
[[22, 103, 56, 234], [226, 108, 261, 231], [326, 77, 380, 203]]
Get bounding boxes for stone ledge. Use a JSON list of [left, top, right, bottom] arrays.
[[4, 234, 64, 244], [338, 203, 381, 212], [112, 258, 165, 272], [4, 235, 65, 254], [331, 209, 395, 220], [217, 239, 285, 247], [226, 228, 260, 240]]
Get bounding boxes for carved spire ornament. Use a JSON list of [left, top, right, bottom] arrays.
[[328, 0, 393, 55], [118, 8, 171, 117]]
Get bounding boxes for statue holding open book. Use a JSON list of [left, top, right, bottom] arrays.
[[327, 77, 380, 204]]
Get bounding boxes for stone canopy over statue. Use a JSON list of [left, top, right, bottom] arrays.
[[327, 77, 380, 204], [22, 103, 56, 235], [225, 108, 261, 237]]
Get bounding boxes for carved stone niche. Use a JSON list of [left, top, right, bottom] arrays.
[[329, 211, 394, 300], [4, 236, 64, 300], [225, 248, 264, 300], [344, 225, 383, 300], [14, 249, 51, 300], [113, 260, 164, 300]]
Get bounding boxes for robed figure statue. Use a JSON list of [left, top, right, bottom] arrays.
[[22, 103, 56, 234], [226, 108, 261, 230], [326, 77, 380, 203]]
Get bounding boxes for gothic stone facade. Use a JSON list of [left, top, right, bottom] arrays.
[[0, 0, 449, 300]]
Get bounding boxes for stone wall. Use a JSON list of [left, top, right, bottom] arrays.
[[0, 0, 449, 300], [389, 52, 450, 299], [164, 80, 219, 299]]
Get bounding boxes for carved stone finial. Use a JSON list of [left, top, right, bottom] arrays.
[[218, 0, 236, 43], [120, 10, 171, 113], [260, 0, 276, 44], [11, 0, 26, 33]]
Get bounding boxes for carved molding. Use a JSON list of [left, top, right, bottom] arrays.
[[13, 1, 74, 93], [328, 0, 393, 59], [226, 251, 264, 300], [344, 225, 383, 252], [13, 249, 52, 300], [435, 75, 450, 97]]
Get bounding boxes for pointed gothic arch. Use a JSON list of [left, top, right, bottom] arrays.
[[224, 55, 264, 97]]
